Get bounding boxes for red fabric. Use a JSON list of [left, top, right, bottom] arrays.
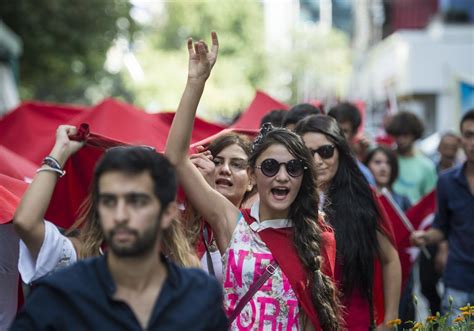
[[377, 190, 436, 293], [44, 131, 127, 229], [0, 145, 37, 181], [0, 174, 29, 224], [405, 190, 436, 231], [0, 101, 87, 164], [241, 209, 337, 331], [230, 91, 288, 130], [0, 99, 225, 166], [69, 99, 225, 152]]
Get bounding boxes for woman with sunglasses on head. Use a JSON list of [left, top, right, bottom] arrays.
[[165, 33, 342, 330], [13, 131, 200, 287], [294, 115, 401, 331], [185, 133, 255, 284]]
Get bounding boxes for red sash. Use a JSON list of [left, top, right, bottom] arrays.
[[241, 209, 337, 331]]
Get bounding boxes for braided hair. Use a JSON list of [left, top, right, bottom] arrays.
[[249, 125, 342, 330]]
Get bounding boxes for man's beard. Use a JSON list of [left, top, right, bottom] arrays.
[[105, 222, 161, 258]]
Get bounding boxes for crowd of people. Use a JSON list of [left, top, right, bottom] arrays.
[[2, 32, 473, 330]]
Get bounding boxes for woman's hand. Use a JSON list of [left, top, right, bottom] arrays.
[[50, 125, 85, 167], [190, 146, 216, 187], [187, 31, 219, 82]]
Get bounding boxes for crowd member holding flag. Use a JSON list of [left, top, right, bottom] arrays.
[[165, 32, 342, 330], [12, 125, 199, 287], [294, 115, 401, 330], [411, 109, 474, 323], [415, 132, 461, 318], [12, 146, 227, 330], [364, 146, 415, 325]]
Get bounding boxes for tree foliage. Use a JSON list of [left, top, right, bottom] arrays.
[[0, 0, 136, 103], [125, 0, 265, 121]]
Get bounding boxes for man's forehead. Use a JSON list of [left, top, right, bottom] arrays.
[[98, 171, 154, 194]]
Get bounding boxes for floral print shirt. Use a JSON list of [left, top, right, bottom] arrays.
[[223, 202, 300, 330]]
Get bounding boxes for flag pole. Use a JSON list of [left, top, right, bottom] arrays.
[[381, 188, 431, 259]]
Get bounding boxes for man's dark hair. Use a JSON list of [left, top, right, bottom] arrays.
[[385, 111, 425, 140], [260, 109, 287, 127], [460, 109, 474, 131], [282, 103, 321, 128], [327, 102, 361, 133], [93, 146, 177, 210]]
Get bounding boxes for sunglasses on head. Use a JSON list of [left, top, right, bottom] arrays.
[[256, 158, 307, 177], [310, 145, 335, 159]]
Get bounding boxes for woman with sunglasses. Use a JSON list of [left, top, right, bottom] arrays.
[[294, 115, 401, 330], [165, 33, 341, 330]]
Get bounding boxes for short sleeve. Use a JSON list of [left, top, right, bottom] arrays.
[[19, 220, 77, 284]]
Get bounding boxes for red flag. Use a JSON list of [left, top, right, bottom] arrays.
[[0, 99, 225, 166], [0, 101, 87, 164], [230, 91, 288, 130], [377, 193, 412, 290], [0, 174, 29, 224], [0, 145, 37, 181], [377, 190, 436, 290], [406, 190, 436, 231]]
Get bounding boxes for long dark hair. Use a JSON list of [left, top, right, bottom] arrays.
[[295, 115, 382, 303], [249, 127, 341, 330], [364, 146, 399, 189]]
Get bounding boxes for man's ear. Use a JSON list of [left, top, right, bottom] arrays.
[[160, 201, 178, 230]]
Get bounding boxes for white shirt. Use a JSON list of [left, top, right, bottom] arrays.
[[18, 220, 77, 284]]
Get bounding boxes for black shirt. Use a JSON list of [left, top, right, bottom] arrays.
[[11, 255, 228, 330]]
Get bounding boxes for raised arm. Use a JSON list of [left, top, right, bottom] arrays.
[[377, 231, 402, 329], [165, 33, 239, 253], [13, 125, 84, 259]]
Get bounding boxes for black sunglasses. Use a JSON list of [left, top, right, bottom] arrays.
[[256, 158, 307, 177], [310, 145, 336, 159]]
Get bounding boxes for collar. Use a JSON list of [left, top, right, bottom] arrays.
[[454, 162, 470, 188], [248, 200, 293, 232], [97, 253, 177, 298]]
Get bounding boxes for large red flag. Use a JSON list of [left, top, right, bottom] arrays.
[[0, 101, 87, 164], [0, 99, 225, 166], [230, 91, 288, 130], [0, 145, 37, 181]]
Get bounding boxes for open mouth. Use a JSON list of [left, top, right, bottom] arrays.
[[216, 178, 233, 187], [271, 187, 290, 200]]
